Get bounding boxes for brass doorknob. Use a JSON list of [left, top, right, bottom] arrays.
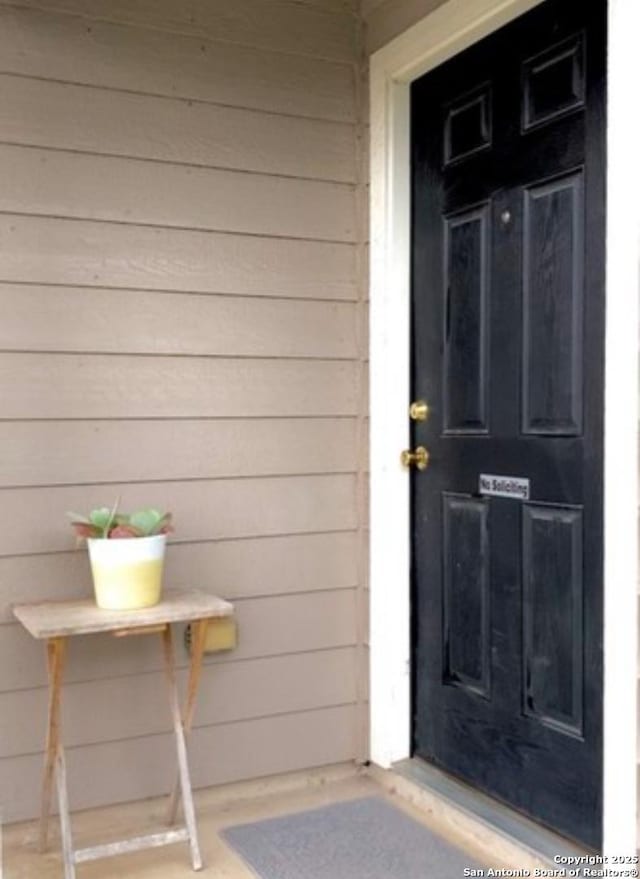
[[400, 446, 430, 471], [409, 400, 429, 421]]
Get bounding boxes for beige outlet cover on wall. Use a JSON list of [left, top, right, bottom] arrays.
[[202, 616, 238, 653]]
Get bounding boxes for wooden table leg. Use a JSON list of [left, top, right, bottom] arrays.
[[167, 618, 208, 826], [39, 637, 66, 853], [55, 743, 76, 879], [161, 624, 203, 871]]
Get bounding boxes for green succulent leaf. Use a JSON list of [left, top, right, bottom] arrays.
[[89, 507, 114, 529], [68, 501, 172, 540], [129, 508, 164, 536]]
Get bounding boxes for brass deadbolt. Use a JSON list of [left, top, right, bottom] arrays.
[[409, 400, 429, 421], [400, 446, 430, 471]]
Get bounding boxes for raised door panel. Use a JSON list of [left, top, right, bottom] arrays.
[[443, 205, 490, 434], [522, 504, 584, 737], [522, 172, 584, 436], [442, 494, 490, 698]]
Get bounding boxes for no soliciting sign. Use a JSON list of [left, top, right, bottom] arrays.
[[479, 474, 530, 500]]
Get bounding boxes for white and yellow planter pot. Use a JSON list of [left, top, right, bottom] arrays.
[[87, 534, 167, 610]]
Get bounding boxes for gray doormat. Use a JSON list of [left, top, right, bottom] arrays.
[[222, 795, 482, 879]]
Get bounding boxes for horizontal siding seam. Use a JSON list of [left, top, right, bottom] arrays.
[[1, 590, 360, 628], [0, 352, 358, 365], [0, 2, 357, 65], [0, 469, 359, 491], [0, 70, 356, 126], [0, 209, 356, 246], [0, 0, 359, 22], [0, 528, 361, 562], [0, 71, 358, 127], [0, 535, 359, 561], [0, 414, 360, 424], [229, 586, 358, 605], [0, 652, 360, 698], [0, 2, 359, 63], [0, 277, 358, 304], [0, 416, 360, 425], [0, 701, 360, 761], [0, 644, 359, 696], [0, 632, 363, 651], [0, 350, 359, 363], [0, 140, 359, 186], [0, 588, 360, 635], [0, 139, 358, 186], [0, 142, 357, 192], [1, 584, 359, 610], [0, 415, 360, 425]]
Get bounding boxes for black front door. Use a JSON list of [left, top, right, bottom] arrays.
[[410, 0, 605, 847]]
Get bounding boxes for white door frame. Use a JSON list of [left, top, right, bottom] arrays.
[[369, 0, 640, 853]]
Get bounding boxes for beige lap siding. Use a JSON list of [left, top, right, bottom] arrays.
[[362, 0, 449, 53], [0, 0, 366, 822]]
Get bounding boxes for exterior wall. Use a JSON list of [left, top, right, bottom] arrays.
[[0, 0, 368, 822], [363, 0, 448, 54]]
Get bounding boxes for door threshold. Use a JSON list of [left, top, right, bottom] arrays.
[[370, 758, 595, 868]]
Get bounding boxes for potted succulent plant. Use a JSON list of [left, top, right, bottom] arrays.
[[67, 502, 173, 610]]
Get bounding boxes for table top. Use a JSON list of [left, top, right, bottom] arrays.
[[12, 588, 234, 639]]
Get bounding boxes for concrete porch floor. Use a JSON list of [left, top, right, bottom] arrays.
[[3, 763, 527, 878]]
